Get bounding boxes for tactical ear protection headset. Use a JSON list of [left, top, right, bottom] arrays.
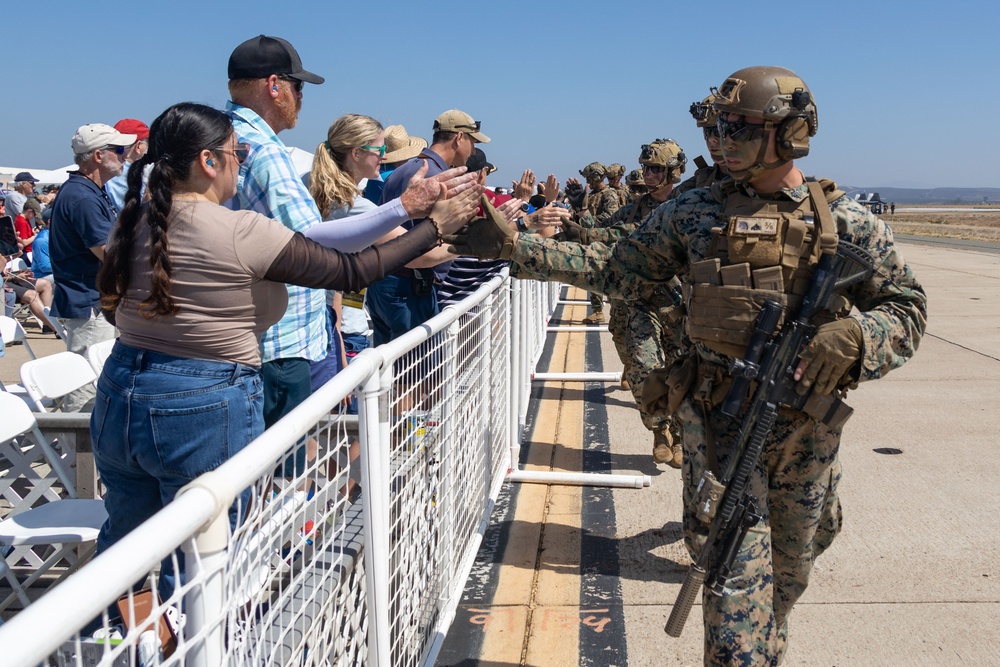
[[774, 90, 815, 161]]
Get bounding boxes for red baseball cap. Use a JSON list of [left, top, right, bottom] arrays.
[[114, 118, 149, 141]]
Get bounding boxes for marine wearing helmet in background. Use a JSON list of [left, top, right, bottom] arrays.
[[625, 168, 646, 198], [671, 92, 730, 198], [606, 162, 630, 206]]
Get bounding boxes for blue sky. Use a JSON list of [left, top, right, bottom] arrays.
[[3, 0, 996, 190]]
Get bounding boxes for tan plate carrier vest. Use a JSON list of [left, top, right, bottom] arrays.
[[683, 178, 845, 360]]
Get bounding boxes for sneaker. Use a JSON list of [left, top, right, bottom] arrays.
[[582, 311, 604, 325]]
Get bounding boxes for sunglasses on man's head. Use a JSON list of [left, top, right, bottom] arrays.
[[101, 145, 126, 156]]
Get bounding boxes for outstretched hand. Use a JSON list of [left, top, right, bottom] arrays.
[[552, 217, 591, 244], [430, 183, 483, 235], [511, 169, 537, 201], [432, 166, 478, 198], [495, 198, 524, 224], [399, 164, 478, 219], [564, 177, 588, 211], [528, 203, 572, 230], [444, 195, 517, 260], [542, 174, 560, 203]]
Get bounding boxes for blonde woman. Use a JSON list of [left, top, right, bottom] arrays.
[[307, 114, 385, 396]]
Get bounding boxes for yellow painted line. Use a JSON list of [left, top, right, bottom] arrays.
[[471, 291, 593, 665]]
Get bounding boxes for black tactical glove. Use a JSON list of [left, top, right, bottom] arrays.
[[565, 181, 588, 211], [796, 318, 863, 395], [552, 218, 591, 244], [444, 195, 516, 260]]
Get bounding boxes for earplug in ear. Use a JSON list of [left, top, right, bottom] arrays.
[[273, 85, 278, 91], [207, 159, 214, 167]]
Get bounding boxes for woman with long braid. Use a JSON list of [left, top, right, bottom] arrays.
[[91, 102, 479, 596]]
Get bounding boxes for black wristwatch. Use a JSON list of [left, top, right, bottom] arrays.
[[515, 216, 529, 232]]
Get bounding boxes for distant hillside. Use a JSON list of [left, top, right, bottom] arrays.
[[841, 186, 1000, 205]]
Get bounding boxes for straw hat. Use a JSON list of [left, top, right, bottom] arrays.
[[382, 125, 427, 164]]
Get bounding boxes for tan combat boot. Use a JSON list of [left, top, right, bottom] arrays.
[[619, 360, 630, 390], [669, 439, 683, 469], [652, 429, 672, 464], [653, 428, 682, 468], [582, 310, 604, 324]]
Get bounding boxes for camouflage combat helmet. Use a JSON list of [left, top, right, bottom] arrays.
[[606, 163, 626, 180], [712, 66, 817, 164], [639, 139, 687, 185], [625, 168, 644, 187], [689, 93, 720, 129], [579, 161, 606, 180]]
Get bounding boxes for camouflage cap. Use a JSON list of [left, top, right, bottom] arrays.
[[579, 161, 606, 179]]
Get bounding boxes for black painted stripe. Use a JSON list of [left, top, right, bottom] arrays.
[[578, 329, 628, 665]]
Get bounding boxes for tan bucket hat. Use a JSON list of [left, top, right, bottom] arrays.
[[382, 125, 428, 163]]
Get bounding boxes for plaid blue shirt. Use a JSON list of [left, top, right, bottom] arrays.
[[226, 101, 327, 363]]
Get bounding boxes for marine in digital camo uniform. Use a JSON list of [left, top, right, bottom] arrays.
[[625, 168, 646, 199], [556, 140, 689, 467], [606, 162, 631, 206], [446, 65, 927, 666], [577, 161, 620, 324], [671, 92, 731, 199]]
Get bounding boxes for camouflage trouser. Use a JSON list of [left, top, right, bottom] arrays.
[[676, 398, 844, 666], [589, 292, 604, 313], [608, 300, 685, 436]]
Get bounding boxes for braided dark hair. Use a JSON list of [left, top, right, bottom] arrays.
[[98, 102, 233, 317]]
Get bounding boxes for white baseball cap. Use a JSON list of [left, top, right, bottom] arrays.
[[71, 123, 137, 155]]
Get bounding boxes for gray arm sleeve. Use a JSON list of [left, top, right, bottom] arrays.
[[303, 198, 409, 252]]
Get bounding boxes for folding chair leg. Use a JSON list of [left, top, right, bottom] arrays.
[[0, 542, 97, 613], [0, 560, 33, 611]]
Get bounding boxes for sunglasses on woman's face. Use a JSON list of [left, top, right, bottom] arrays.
[[212, 142, 251, 165]]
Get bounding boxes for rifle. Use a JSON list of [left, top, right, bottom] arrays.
[[664, 239, 875, 637]]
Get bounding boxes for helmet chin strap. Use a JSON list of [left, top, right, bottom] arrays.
[[727, 125, 789, 182]]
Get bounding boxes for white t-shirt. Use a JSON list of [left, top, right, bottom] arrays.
[[326, 195, 377, 335]]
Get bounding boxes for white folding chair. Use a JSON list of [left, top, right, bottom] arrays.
[[0, 315, 36, 360], [86, 338, 116, 376], [19, 351, 98, 413], [0, 393, 108, 611], [41, 306, 68, 341]]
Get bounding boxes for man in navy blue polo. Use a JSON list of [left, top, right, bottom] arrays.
[[367, 109, 489, 345], [50, 123, 134, 411]]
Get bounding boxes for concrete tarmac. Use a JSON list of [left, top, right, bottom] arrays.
[[437, 240, 1000, 666]]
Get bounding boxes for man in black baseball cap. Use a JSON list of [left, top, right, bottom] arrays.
[[227, 34, 325, 85], [225, 36, 330, 447]]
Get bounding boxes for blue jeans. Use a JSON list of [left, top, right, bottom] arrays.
[[364, 274, 438, 347], [90, 342, 263, 600]]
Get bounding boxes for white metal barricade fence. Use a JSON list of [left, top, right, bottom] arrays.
[[0, 272, 573, 667]]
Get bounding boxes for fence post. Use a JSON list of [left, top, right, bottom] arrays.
[[437, 318, 459, 610], [181, 494, 230, 667], [508, 279, 523, 467], [357, 354, 392, 667]]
